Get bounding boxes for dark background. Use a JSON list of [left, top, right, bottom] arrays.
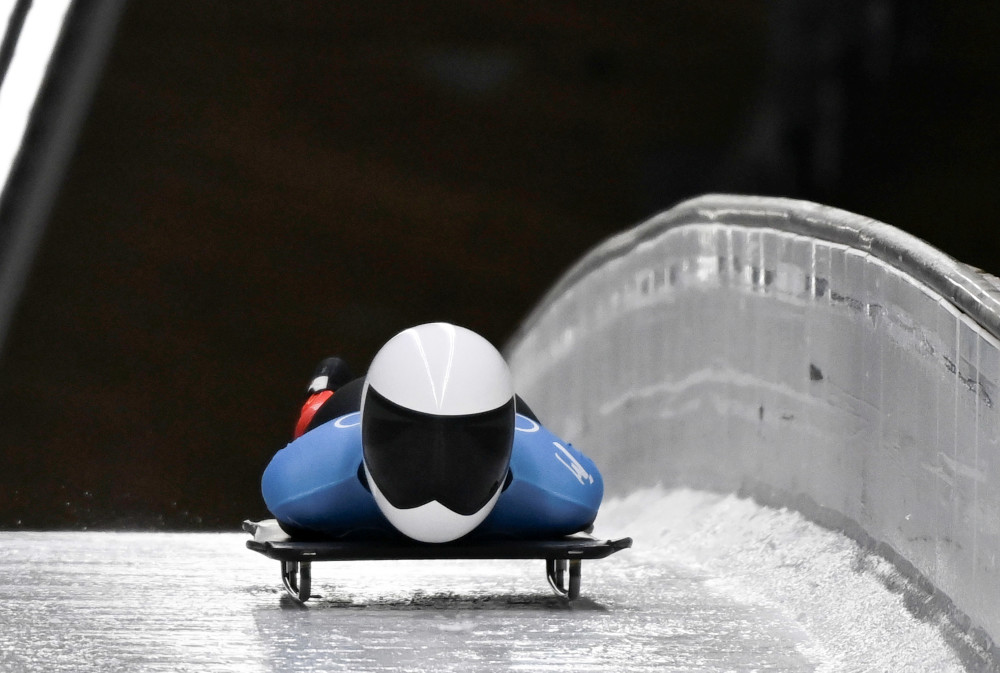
[[0, 1, 997, 529]]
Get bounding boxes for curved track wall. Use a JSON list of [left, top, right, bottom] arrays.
[[506, 194, 1000, 657]]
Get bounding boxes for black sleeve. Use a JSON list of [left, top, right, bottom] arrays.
[[305, 377, 365, 432], [515, 395, 540, 423]]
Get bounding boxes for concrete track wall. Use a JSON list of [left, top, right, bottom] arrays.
[[506, 195, 1000, 657]]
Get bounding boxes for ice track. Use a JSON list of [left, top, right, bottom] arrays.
[[0, 487, 964, 672]]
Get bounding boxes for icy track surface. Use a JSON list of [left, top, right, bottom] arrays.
[[0, 488, 965, 672]]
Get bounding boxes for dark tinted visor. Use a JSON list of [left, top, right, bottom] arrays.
[[362, 386, 515, 516]]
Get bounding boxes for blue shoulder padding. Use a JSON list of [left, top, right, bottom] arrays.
[[476, 414, 604, 538], [261, 412, 604, 539], [261, 413, 393, 537]]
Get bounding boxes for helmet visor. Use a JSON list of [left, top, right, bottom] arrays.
[[362, 386, 515, 516]]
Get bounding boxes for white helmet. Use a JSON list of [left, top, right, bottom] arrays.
[[361, 323, 515, 543]]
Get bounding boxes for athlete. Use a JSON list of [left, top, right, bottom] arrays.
[[261, 322, 603, 543]]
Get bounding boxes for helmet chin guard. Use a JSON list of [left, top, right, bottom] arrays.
[[364, 463, 504, 543], [361, 323, 515, 542]]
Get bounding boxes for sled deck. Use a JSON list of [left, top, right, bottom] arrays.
[[243, 519, 632, 603]]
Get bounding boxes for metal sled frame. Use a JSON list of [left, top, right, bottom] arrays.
[[243, 520, 631, 603]]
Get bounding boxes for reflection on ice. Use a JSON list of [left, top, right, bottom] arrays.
[[0, 488, 968, 671]]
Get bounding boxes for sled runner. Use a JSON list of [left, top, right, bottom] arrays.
[[243, 519, 632, 603]]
